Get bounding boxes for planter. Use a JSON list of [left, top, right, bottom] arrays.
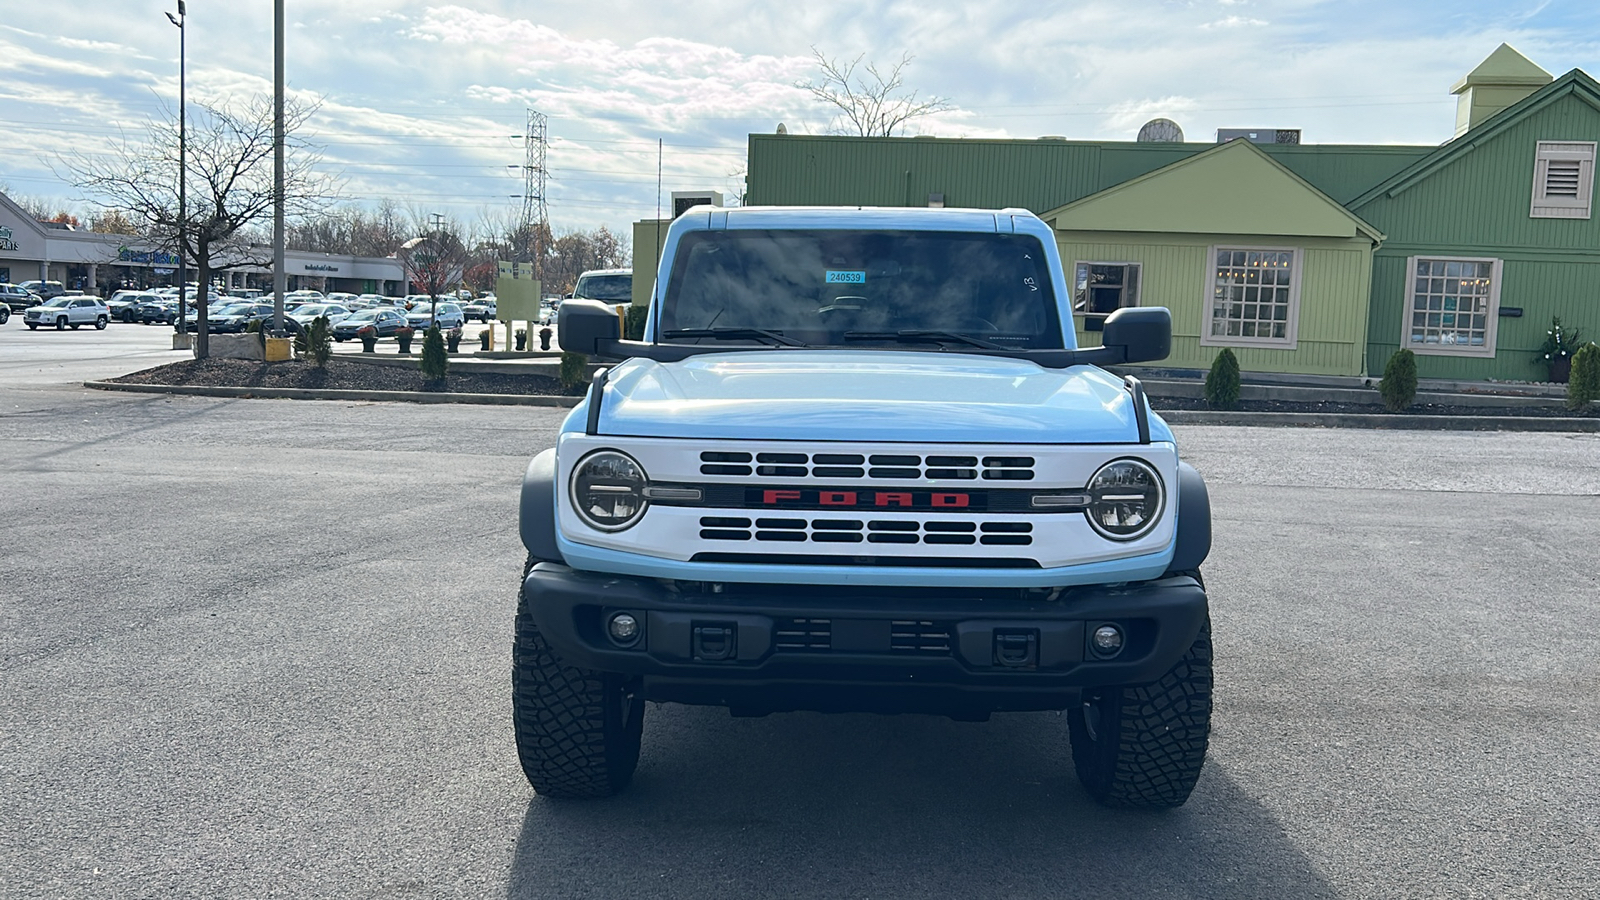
[[360, 338, 377, 353], [1548, 357, 1572, 384], [397, 339, 413, 354], [478, 331, 491, 351], [446, 332, 462, 354]]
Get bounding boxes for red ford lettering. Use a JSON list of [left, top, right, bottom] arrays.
[[875, 492, 914, 507], [820, 491, 858, 506], [763, 490, 803, 505], [932, 493, 970, 508]]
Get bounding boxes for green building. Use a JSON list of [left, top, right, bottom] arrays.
[[741, 45, 1599, 382]]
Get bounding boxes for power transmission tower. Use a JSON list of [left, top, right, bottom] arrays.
[[521, 109, 549, 274]]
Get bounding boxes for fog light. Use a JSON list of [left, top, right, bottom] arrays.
[[1092, 624, 1124, 656], [607, 612, 641, 645]]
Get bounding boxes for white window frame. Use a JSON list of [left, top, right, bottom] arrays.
[[1399, 255, 1502, 359], [1071, 260, 1142, 322], [1530, 141, 1596, 219], [1198, 245, 1302, 350]]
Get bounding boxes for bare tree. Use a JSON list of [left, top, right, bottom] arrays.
[[57, 94, 337, 357], [398, 228, 468, 320], [802, 48, 952, 137]]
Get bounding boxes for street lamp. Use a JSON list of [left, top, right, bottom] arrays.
[[165, 1, 187, 341]]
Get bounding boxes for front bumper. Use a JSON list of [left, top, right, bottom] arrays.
[[522, 563, 1208, 713]]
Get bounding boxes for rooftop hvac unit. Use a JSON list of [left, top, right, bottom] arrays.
[[1217, 128, 1302, 145], [671, 191, 724, 218]]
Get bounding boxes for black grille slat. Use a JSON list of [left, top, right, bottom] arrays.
[[756, 465, 808, 477], [811, 467, 865, 478], [925, 534, 976, 544], [756, 531, 807, 542], [701, 464, 753, 476], [700, 529, 751, 541], [869, 454, 921, 466], [756, 452, 808, 464], [868, 467, 921, 479], [868, 521, 918, 532], [701, 451, 753, 463], [700, 517, 751, 528], [775, 618, 831, 651], [811, 532, 864, 543], [812, 454, 864, 465], [891, 620, 952, 654], [868, 533, 918, 544], [980, 534, 1033, 545]]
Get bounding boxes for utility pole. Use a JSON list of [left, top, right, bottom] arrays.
[[271, 0, 286, 336], [165, 1, 187, 346]]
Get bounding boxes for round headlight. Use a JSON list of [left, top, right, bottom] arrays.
[[571, 450, 649, 532], [1085, 459, 1164, 541]]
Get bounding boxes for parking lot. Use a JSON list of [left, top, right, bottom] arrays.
[[1, 343, 1597, 898]]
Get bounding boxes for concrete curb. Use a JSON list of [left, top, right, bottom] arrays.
[[1159, 410, 1600, 432], [84, 380, 582, 408]]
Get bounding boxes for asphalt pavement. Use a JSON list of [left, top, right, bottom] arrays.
[[1, 328, 1597, 899]]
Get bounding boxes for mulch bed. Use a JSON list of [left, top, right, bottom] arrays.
[[1152, 395, 1599, 418], [108, 358, 583, 396], [108, 359, 1596, 417]]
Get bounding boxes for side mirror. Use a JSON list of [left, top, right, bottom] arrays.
[[1100, 307, 1172, 364], [556, 299, 623, 357]]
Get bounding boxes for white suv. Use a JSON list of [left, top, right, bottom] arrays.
[[24, 295, 110, 330]]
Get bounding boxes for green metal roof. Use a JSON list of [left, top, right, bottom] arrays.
[[745, 133, 1432, 214]]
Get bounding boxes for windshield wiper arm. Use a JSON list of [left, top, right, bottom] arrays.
[[662, 327, 807, 347], [842, 330, 1005, 350]]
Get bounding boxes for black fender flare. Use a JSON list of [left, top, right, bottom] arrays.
[[519, 448, 563, 562], [1165, 461, 1212, 575]]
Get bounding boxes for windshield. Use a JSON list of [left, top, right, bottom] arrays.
[[659, 230, 1063, 349], [345, 310, 380, 323], [295, 305, 326, 316], [573, 274, 631, 302], [41, 297, 70, 308]]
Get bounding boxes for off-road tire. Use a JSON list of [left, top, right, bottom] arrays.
[[1069, 615, 1212, 809], [512, 555, 643, 798]]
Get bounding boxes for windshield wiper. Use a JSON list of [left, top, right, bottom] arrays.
[[662, 327, 807, 347], [842, 330, 1005, 350]]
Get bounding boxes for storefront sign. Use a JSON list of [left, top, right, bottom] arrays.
[[118, 245, 179, 266], [303, 263, 340, 273], [0, 226, 19, 253]]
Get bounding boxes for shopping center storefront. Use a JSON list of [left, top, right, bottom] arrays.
[[0, 191, 404, 295]]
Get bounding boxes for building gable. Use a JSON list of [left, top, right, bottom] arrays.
[[1351, 70, 1600, 251], [1042, 139, 1383, 243]]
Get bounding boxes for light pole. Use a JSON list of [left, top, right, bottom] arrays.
[[165, 1, 187, 343]]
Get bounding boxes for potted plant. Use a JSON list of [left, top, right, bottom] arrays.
[[358, 325, 378, 353], [478, 329, 491, 351], [395, 325, 416, 355], [446, 326, 463, 354], [515, 328, 527, 351], [1534, 316, 1583, 383]]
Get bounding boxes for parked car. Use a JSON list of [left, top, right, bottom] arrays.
[[570, 268, 632, 309], [331, 308, 409, 341], [205, 302, 283, 333], [463, 298, 498, 322], [24, 295, 109, 330], [17, 280, 67, 302], [404, 301, 466, 331], [288, 304, 352, 327], [136, 298, 180, 325], [107, 291, 161, 322], [1, 283, 41, 313]]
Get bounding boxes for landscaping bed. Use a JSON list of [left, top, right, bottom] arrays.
[[1151, 395, 1598, 418], [109, 358, 584, 396]]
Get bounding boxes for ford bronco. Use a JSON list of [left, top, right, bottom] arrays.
[[516, 207, 1213, 808]]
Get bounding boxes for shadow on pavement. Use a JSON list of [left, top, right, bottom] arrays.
[[505, 703, 1333, 899]]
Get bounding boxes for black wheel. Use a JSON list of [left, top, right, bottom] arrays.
[[56, 316, 67, 330], [512, 555, 643, 798], [94, 316, 107, 330], [1069, 615, 1212, 809], [0, 307, 8, 324]]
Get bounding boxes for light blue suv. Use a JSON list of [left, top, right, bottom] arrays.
[[516, 207, 1213, 808]]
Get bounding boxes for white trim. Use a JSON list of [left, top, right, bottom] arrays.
[[1530, 141, 1596, 219], [1399, 255, 1502, 358], [1198, 245, 1302, 350]]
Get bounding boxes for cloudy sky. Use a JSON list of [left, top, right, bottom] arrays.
[[1, 0, 1595, 239]]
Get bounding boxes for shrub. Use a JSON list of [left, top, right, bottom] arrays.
[[1203, 348, 1241, 409], [1534, 315, 1584, 382], [1379, 348, 1418, 412], [624, 304, 648, 341], [420, 323, 448, 382], [304, 316, 332, 367], [559, 351, 588, 390], [1568, 343, 1600, 411]]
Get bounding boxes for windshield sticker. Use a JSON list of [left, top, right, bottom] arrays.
[[825, 270, 866, 284]]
